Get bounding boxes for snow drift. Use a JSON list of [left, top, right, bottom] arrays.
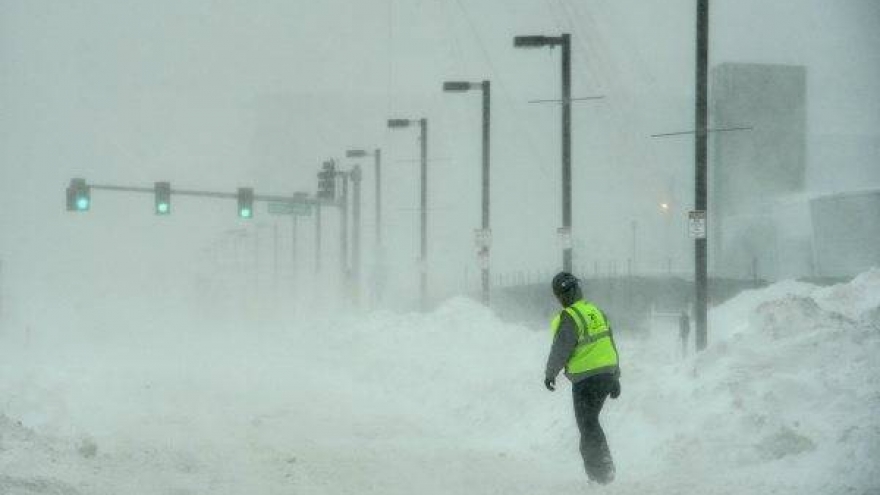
[[1, 270, 878, 494]]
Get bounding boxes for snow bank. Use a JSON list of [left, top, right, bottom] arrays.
[[0, 271, 878, 494], [607, 269, 880, 494]]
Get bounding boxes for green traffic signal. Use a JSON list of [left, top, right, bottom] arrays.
[[67, 178, 90, 212], [237, 187, 254, 219], [154, 182, 171, 215]]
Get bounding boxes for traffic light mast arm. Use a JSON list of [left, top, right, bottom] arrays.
[[90, 184, 156, 194], [88, 183, 319, 205]]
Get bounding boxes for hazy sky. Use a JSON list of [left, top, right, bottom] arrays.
[[1, 0, 878, 317]]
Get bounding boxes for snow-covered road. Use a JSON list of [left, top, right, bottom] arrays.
[[2, 271, 879, 494]]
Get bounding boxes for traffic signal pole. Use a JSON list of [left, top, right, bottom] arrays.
[[340, 172, 350, 282], [78, 183, 318, 208], [291, 213, 299, 285], [315, 203, 322, 274]]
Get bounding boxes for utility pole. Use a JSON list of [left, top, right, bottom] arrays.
[[561, 33, 572, 273], [650, 1, 749, 352], [695, 0, 709, 351], [481, 81, 491, 304]]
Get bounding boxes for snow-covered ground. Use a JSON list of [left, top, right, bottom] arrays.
[[1, 271, 879, 494]]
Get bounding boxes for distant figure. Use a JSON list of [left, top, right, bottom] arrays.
[[544, 272, 621, 485], [679, 310, 691, 358]]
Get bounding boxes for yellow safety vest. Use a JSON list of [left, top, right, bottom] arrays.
[[551, 299, 619, 376]]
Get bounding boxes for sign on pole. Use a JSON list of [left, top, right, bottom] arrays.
[[557, 227, 573, 249], [477, 248, 490, 269], [267, 202, 311, 216], [689, 210, 707, 238], [473, 228, 492, 249]]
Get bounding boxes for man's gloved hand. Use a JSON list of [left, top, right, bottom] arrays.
[[609, 378, 621, 399], [544, 377, 556, 391]]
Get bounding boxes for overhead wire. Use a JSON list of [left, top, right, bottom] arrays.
[[548, 0, 656, 180], [449, 0, 556, 178]]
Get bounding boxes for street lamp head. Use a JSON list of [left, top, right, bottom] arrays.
[[514, 35, 552, 48], [346, 149, 368, 158], [387, 119, 412, 128], [443, 81, 474, 92]]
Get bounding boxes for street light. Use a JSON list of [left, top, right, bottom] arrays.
[[346, 148, 383, 248], [387, 117, 428, 310], [349, 164, 363, 305], [347, 148, 384, 306], [513, 35, 557, 48], [387, 119, 412, 128], [513, 33, 573, 273], [443, 79, 492, 306]]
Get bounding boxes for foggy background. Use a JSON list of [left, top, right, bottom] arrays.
[[2, 2, 880, 494], [1, 0, 878, 323]]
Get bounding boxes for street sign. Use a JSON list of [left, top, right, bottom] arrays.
[[557, 227, 572, 249], [689, 210, 707, 238], [267, 202, 311, 216], [477, 248, 490, 269], [474, 228, 492, 249]]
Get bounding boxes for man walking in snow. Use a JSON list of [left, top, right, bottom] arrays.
[[679, 310, 691, 358], [544, 272, 621, 485]]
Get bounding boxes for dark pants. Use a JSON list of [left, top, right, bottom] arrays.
[[572, 373, 616, 484]]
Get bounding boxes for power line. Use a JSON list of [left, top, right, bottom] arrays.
[[449, 0, 556, 178]]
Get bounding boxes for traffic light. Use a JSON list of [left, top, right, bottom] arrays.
[[66, 178, 90, 212], [237, 187, 254, 218], [317, 161, 336, 200], [154, 181, 171, 215]]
